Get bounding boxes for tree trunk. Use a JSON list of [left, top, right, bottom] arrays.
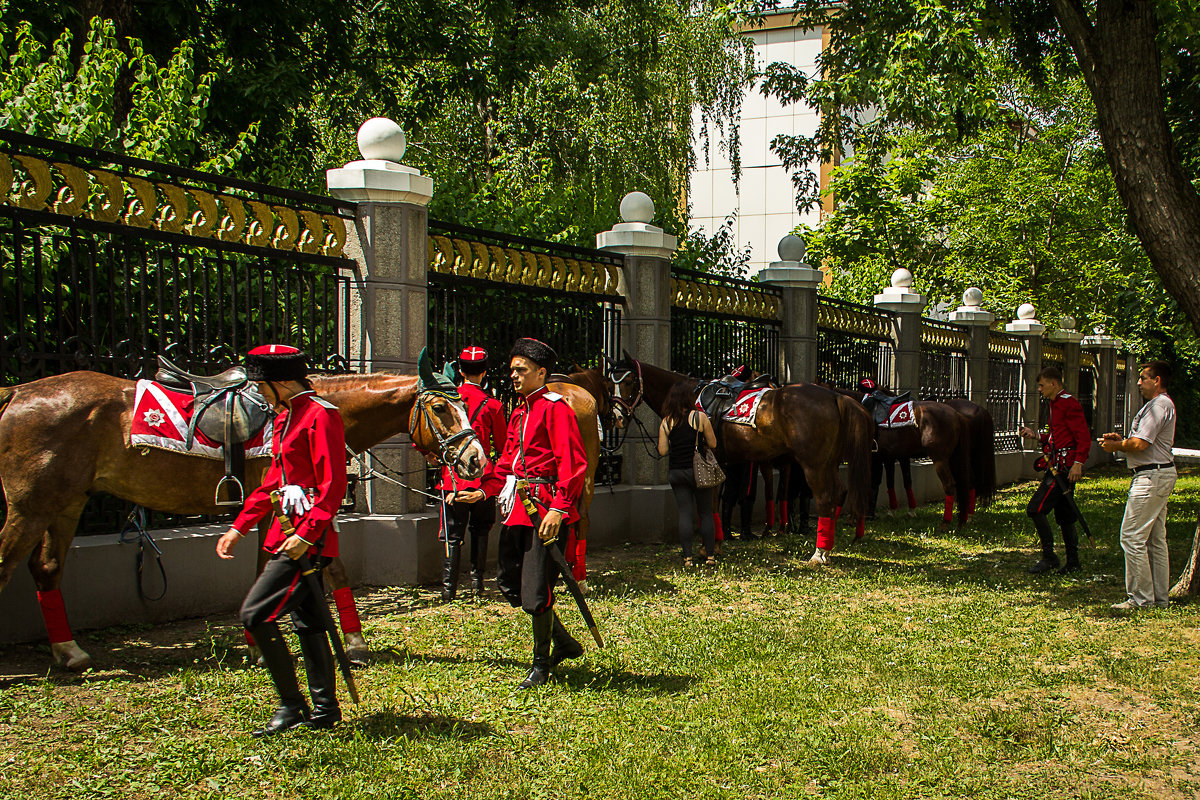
[[1048, 0, 1200, 335], [1169, 512, 1200, 599]]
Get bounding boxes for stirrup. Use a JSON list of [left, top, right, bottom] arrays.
[[214, 475, 245, 507]]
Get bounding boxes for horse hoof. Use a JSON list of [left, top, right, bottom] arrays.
[[344, 632, 369, 666], [907, 510, 917, 518], [577, 580, 590, 597], [51, 640, 92, 671], [808, 548, 830, 566]]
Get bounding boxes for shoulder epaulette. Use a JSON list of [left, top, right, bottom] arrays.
[[1059, 393, 1073, 399], [312, 396, 339, 410], [544, 391, 564, 402]]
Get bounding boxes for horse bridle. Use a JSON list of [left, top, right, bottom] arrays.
[[607, 358, 644, 418], [408, 389, 481, 470]]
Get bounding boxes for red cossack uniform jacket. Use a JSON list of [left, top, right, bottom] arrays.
[[436, 381, 507, 491], [1041, 390, 1092, 468], [482, 385, 587, 527], [231, 391, 347, 557]]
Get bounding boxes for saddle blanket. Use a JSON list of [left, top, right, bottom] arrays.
[[129, 380, 273, 459], [882, 400, 917, 429], [722, 388, 770, 427]]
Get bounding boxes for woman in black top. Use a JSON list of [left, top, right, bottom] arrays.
[[657, 381, 719, 565]]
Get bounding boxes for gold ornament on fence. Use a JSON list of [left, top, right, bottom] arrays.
[[0, 153, 348, 258]]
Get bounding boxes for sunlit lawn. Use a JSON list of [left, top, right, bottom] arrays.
[[1, 466, 1198, 799]]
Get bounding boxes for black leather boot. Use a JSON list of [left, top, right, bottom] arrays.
[[549, 612, 584, 668], [298, 633, 342, 729], [517, 611, 555, 689], [1027, 514, 1059, 574], [248, 624, 310, 737], [469, 531, 488, 596], [1058, 524, 1081, 574], [441, 543, 462, 603]]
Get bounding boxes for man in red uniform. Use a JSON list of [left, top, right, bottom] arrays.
[[1018, 366, 1092, 574], [215, 345, 347, 735], [464, 338, 588, 688], [434, 346, 507, 601]]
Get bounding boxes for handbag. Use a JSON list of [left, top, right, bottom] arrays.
[[691, 412, 725, 489]]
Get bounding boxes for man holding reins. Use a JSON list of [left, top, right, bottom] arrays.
[[215, 345, 347, 736], [454, 338, 588, 689], [1018, 366, 1092, 575]]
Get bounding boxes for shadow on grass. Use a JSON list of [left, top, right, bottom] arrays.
[[554, 664, 695, 694], [345, 710, 494, 741]]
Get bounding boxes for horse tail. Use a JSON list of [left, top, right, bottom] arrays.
[[840, 397, 874, 521], [971, 406, 997, 508]]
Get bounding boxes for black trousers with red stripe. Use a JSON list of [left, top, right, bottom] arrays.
[[240, 553, 331, 635], [497, 524, 568, 616], [1026, 471, 1077, 527]]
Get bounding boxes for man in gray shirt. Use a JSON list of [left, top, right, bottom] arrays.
[[1100, 360, 1177, 610]]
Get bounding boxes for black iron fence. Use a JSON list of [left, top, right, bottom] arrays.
[[1078, 351, 1098, 432], [918, 318, 969, 401], [816, 296, 896, 388], [669, 267, 781, 379], [1115, 353, 1128, 434], [0, 129, 354, 533], [426, 219, 625, 483], [987, 330, 1023, 451]]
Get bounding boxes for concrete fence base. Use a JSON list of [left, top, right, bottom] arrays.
[[0, 451, 1053, 645]]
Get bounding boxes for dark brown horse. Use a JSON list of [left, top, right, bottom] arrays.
[[832, 387, 995, 526], [607, 355, 874, 564], [0, 371, 485, 670]]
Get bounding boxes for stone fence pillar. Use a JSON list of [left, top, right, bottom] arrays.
[[1049, 315, 1084, 396], [949, 287, 995, 407], [597, 192, 677, 486], [758, 235, 823, 383], [327, 117, 433, 513], [874, 268, 925, 395], [1006, 303, 1046, 452]]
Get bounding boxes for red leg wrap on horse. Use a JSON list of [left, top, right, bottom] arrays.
[[766, 500, 775, 527], [816, 516, 836, 551], [714, 513, 724, 542], [967, 489, 977, 515], [37, 589, 72, 643], [906, 488, 917, 509], [573, 538, 587, 582], [887, 488, 898, 510], [332, 587, 362, 635], [565, 530, 578, 569], [243, 629, 257, 648], [855, 516, 866, 539], [781, 500, 789, 526], [943, 495, 954, 523]]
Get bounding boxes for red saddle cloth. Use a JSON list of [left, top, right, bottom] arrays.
[[723, 387, 770, 427], [129, 379, 272, 459]]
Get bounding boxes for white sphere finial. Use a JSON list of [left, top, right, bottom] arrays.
[[1060, 314, 1076, 331], [620, 192, 655, 223], [963, 287, 983, 307], [778, 234, 806, 262], [1017, 303, 1036, 321], [357, 117, 407, 162], [891, 268, 913, 289]]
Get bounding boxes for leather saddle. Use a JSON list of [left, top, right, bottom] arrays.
[[155, 356, 273, 506], [861, 390, 912, 426], [696, 374, 775, 445]]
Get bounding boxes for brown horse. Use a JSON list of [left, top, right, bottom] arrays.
[[0, 371, 485, 670], [607, 355, 874, 564], [831, 387, 993, 527]]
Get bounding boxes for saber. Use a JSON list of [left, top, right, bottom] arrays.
[[1044, 463, 1095, 548], [516, 483, 604, 648], [270, 490, 361, 705]]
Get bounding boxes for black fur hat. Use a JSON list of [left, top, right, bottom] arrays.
[[509, 337, 556, 370], [245, 344, 309, 382]]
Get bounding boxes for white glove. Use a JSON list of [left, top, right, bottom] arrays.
[[497, 474, 517, 517], [280, 484, 312, 518]]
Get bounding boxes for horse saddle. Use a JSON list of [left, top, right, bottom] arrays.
[[155, 356, 272, 506], [697, 375, 775, 421], [862, 390, 913, 427]]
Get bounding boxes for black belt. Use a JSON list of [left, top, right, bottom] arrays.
[[1132, 462, 1175, 473], [521, 477, 556, 486]]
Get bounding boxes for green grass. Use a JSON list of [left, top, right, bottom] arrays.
[[2, 466, 1200, 799]]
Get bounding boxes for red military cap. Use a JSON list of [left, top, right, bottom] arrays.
[[458, 345, 488, 371], [245, 344, 308, 382], [858, 377, 877, 391]]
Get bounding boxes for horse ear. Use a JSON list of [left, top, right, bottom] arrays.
[[442, 362, 458, 385], [417, 347, 436, 389], [621, 349, 635, 365]]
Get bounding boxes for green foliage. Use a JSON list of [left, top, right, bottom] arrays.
[[0, 13, 256, 169]]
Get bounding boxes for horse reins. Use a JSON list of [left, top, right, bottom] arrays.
[[409, 388, 482, 471]]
